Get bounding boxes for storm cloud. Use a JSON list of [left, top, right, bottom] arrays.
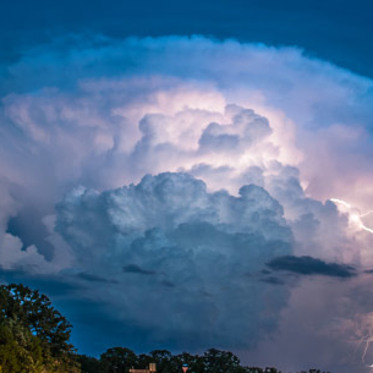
[[53, 172, 292, 348], [0, 36, 373, 371]]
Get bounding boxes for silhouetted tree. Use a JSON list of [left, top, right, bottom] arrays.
[[203, 348, 242, 373], [100, 347, 138, 373], [0, 283, 73, 357], [77, 354, 101, 373], [0, 283, 80, 372]]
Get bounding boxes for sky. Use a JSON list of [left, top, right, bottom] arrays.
[[1, 1, 373, 372]]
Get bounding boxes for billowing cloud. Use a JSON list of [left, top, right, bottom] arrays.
[[54, 172, 292, 348], [0, 35, 373, 371]]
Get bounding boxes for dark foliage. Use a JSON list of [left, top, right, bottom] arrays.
[[77, 354, 101, 373], [0, 283, 73, 357], [100, 347, 138, 373], [0, 283, 79, 372], [87, 347, 331, 373]]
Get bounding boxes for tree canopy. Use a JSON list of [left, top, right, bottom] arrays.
[[79, 346, 330, 373], [0, 283, 78, 373]]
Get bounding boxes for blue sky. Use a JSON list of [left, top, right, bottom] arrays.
[[1, 0, 373, 77], [1, 2, 373, 373]]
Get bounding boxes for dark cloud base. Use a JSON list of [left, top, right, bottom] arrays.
[[266, 255, 357, 278]]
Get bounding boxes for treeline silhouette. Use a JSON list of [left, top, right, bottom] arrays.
[[0, 283, 330, 373], [78, 347, 331, 373]]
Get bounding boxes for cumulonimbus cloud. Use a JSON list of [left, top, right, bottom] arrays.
[[0, 35, 373, 370]]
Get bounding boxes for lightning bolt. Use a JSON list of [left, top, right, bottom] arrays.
[[362, 336, 372, 364], [332, 199, 373, 367], [358, 329, 373, 368], [330, 198, 352, 209], [361, 210, 373, 218], [330, 198, 373, 235], [350, 313, 373, 368]]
